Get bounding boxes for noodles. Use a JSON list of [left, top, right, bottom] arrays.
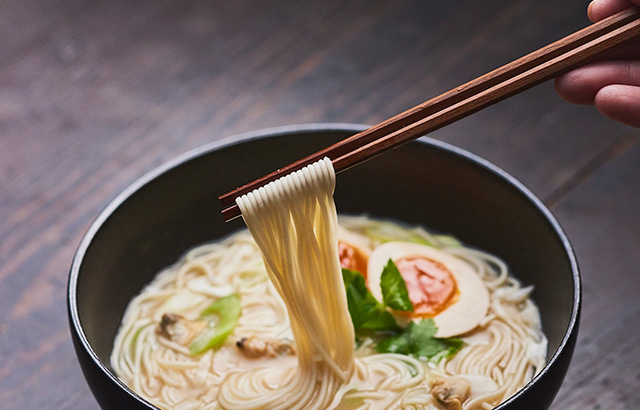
[[219, 157, 354, 410], [111, 158, 547, 410]]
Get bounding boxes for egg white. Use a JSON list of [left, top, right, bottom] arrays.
[[367, 241, 489, 338]]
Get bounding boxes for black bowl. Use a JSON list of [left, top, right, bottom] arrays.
[[68, 124, 580, 410]]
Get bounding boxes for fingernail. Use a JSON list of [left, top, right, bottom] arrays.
[[587, 0, 598, 22]]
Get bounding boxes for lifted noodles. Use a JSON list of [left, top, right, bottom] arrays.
[[223, 157, 354, 410]]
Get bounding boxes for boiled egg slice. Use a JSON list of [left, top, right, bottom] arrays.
[[367, 241, 489, 338], [337, 226, 373, 278]]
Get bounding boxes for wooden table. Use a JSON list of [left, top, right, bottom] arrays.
[[2, 0, 639, 408]]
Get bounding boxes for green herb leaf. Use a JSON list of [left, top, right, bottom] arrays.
[[189, 294, 241, 355], [380, 259, 413, 312], [342, 269, 399, 332], [376, 319, 464, 362], [343, 269, 377, 329], [341, 267, 463, 361], [376, 331, 410, 354], [361, 306, 400, 331], [430, 337, 464, 363], [409, 320, 442, 358]]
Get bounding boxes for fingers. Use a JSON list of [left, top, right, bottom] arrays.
[[586, 0, 640, 60], [555, 60, 640, 104], [595, 84, 640, 127], [587, 0, 640, 22], [558, 0, 640, 127]]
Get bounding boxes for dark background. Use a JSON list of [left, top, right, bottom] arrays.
[[1, 0, 639, 408]]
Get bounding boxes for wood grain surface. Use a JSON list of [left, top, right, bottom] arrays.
[[1, 0, 639, 409]]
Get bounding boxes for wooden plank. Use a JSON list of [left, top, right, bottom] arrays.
[[549, 135, 640, 410], [1, 0, 638, 408]]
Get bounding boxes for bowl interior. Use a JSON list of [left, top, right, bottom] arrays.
[[71, 126, 578, 409]]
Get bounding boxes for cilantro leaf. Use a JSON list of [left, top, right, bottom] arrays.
[[376, 319, 464, 362], [409, 320, 443, 358], [376, 331, 410, 354], [430, 337, 464, 363], [380, 259, 413, 312], [342, 269, 399, 332]]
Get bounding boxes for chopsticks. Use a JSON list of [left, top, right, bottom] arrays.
[[220, 7, 640, 222]]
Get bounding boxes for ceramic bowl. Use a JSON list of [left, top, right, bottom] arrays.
[[68, 124, 580, 410]]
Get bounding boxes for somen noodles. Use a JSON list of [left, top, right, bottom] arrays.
[[220, 157, 354, 410], [111, 158, 547, 410]]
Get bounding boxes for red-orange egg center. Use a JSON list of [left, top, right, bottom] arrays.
[[338, 241, 369, 279], [395, 256, 458, 317]]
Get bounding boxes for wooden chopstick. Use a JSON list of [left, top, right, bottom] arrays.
[[220, 7, 640, 221]]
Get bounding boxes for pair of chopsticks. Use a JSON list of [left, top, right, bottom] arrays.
[[220, 7, 640, 221]]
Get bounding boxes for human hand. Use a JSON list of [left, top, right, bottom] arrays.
[[555, 0, 640, 127]]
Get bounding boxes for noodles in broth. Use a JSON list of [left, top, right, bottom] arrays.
[[111, 158, 547, 410]]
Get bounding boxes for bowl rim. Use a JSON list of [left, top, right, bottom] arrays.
[[68, 122, 581, 410]]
